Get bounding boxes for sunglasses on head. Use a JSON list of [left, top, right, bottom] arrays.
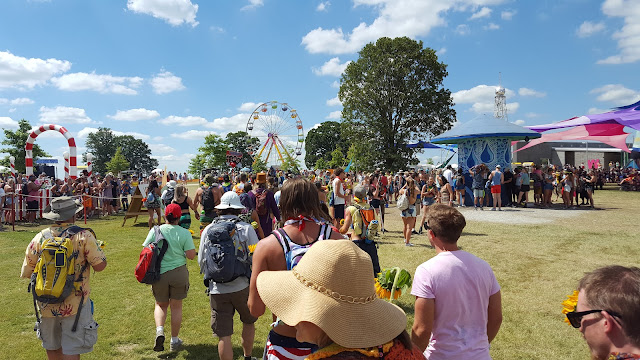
[[424, 223, 437, 237], [565, 309, 622, 328]]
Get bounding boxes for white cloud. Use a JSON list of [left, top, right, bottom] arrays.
[[590, 84, 640, 105], [598, 0, 640, 64], [313, 57, 351, 76], [518, 87, 546, 97], [470, 7, 492, 20], [326, 110, 342, 119], [0, 117, 19, 130], [51, 72, 143, 95], [241, 0, 263, 11], [171, 130, 215, 139], [149, 143, 177, 154], [127, 0, 199, 27], [210, 26, 225, 33], [588, 107, 610, 114], [331, 80, 340, 88], [484, 23, 500, 30], [9, 108, 16, 113], [525, 112, 541, 118], [301, 0, 508, 55], [153, 136, 164, 141], [317, 1, 330, 11], [513, 119, 525, 125], [238, 102, 260, 112], [1, 97, 35, 105], [76, 126, 150, 141], [159, 115, 207, 126], [108, 108, 160, 121], [39, 106, 93, 124], [0, 50, 71, 89], [436, 47, 447, 56], [501, 10, 516, 20], [151, 70, 185, 94], [205, 113, 250, 133], [576, 21, 605, 38], [326, 96, 342, 107], [455, 24, 471, 36]]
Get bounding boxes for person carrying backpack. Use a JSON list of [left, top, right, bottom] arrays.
[[194, 174, 222, 236], [199, 191, 259, 360], [340, 185, 381, 276], [20, 196, 107, 359], [248, 172, 280, 235], [143, 204, 196, 352]]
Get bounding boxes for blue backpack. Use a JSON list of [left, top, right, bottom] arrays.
[[200, 218, 251, 286]]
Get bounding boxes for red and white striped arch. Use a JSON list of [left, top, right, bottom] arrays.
[[25, 124, 77, 179]]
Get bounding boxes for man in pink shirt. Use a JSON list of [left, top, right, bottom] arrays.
[[411, 204, 502, 359]]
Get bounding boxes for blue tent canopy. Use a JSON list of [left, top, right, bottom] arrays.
[[431, 116, 541, 144]]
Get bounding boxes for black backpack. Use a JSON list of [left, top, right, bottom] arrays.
[[201, 185, 218, 212], [22, 183, 29, 195], [200, 218, 251, 287]]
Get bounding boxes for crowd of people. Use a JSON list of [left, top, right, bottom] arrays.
[[17, 162, 640, 360]]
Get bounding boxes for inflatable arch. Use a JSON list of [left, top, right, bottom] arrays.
[[25, 124, 77, 179]]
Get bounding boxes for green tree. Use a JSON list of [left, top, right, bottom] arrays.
[[106, 147, 130, 175], [251, 155, 268, 173], [328, 147, 345, 169], [188, 133, 227, 177], [304, 121, 348, 168], [339, 36, 456, 172], [84, 128, 116, 175], [114, 135, 158, 174], [427, 158, 434, 165], [0, 119, 50, 173], [84, 129, 158, 175], [281, 146, 301, 174], [224, 131, 259, 168], [314, 158, 328, 171]]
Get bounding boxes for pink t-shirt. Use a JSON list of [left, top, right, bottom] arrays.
[[411, 251, 500, 360]]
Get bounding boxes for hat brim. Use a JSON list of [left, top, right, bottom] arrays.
[[256, 270, 407, 349], [42, 203, 84, 221], [214, 204, 245, 210]]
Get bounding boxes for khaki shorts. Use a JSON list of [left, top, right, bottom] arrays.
[[38, 301, 99, 355], [209, 286, 257, 338], [151, 265, 189, 303]]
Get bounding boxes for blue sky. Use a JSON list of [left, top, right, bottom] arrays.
[[1, 0, 639, 174]]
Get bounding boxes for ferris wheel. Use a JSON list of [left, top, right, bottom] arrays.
[[245, 101, 304, 167]]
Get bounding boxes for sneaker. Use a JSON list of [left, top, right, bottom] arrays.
[[405, 242, 414, 247], [491, 208, 496, 211], [411, 230, 419, 235], [170, 338, 183, 352], [154, 333, 165, 352]]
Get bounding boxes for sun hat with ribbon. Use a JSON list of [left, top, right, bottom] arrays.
[[256, 240, 407, 349], [42, 196, 84, 221]]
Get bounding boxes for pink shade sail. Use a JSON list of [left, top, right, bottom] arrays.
[[514, 123, 631, 153]]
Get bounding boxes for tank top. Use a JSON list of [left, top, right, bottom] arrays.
[[176, 197, 189, 211], [273, 222, 333, 270], [491, 171, 502, 186], [441, 186, 450, 202]]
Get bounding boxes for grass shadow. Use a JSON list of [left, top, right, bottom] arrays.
[[180, 343, 266, 360], [461, 232, 487, 237]]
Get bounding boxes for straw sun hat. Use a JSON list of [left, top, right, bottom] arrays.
[[256, 240, 407, 349]]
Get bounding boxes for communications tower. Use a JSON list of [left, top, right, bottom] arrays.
[[494, 73, 508, 121]]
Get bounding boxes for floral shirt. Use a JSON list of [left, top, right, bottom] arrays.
[[609, 353, 640, 359], [21, 225, 106, 318]]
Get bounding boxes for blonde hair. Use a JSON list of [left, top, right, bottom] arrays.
[[174, 184, 188, 202]]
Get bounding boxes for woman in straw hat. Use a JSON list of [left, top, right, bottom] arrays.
[[257, 240, 424, 360], [248, 178, 345, 360]]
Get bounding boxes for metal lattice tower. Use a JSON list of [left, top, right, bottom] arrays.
[[494, 73, 508, 121]]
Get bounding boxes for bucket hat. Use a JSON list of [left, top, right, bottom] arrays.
[[167, 180, 177, 189], [42, 196, 83, 221], [256, 240, 407, 349], [215, 191, 245, 210], [256, 172, 267, 184]]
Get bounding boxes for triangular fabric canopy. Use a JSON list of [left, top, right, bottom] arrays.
[[431, 115, 540, 144], [405, 140, 456, 152], [627, 160, 640, 170], [527, 100, 640, 133], [514, 124, 631, 153]]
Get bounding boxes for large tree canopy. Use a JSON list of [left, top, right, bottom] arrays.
[[187, 133, 227, 177], [339, 36, 456, 171], [304, 121, 349, 169], [225, 131, 260, 168], [84, 128, 157, 175], [0, 119, 50, 173]]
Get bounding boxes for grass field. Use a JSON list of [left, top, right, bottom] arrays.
[[1, 185, 638, 359]]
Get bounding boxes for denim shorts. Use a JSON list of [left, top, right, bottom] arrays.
[[401, 205, 416, 218], [422, 197, 435, 206]]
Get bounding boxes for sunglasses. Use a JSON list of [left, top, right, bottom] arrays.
[[424, 223, 437, 237], [565, 309, 622, 328]]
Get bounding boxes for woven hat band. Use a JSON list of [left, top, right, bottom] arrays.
[[291, 268, 377, 305]]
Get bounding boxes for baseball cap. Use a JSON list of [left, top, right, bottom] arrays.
[[165, 203, 181, 219]]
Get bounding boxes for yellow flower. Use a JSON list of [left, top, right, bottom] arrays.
[[251, 221, 258, 229], [562, 290, 579, 325], [97, 240, 106, 249], [188, 229, 195, 235], [340, 219, 345, 226], [248, 244, 257, 254]]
